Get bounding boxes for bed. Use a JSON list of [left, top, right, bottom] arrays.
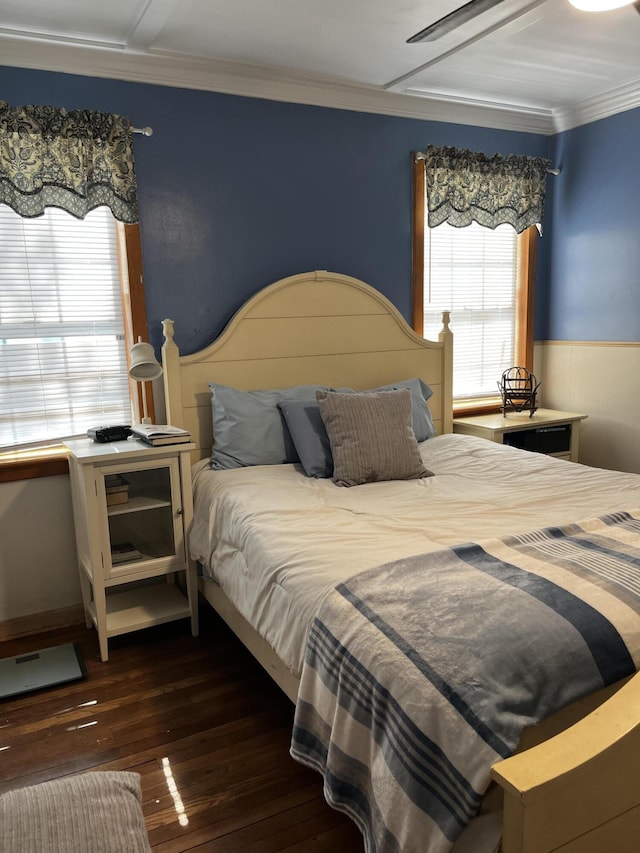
[[161, 270, 640, 853]]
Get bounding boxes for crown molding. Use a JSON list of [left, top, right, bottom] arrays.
[[404, 88, 554, 131], [0, 25, 123, 51], [2, 33, 638, 136], [552, 77, 640, 132], [0, 34, 556, 135]]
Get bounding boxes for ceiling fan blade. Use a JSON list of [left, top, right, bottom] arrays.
[[407, 0, 508, 43], [635, 0, 640, 14]]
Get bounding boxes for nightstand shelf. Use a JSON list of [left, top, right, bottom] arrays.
[[94, 584, 192, 638], [453, 408, 588, 462], [107, 494, 172, 515], [105, 539, 176, 570], [65, 437, 199, 661]]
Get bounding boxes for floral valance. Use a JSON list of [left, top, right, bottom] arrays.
[[423, 145, 551, 234], [0, 101, 139, 222]]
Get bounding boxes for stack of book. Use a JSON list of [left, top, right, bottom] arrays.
[[105, 473, 130, 506], [110, 542, 142, 564], [130, 424, 191, 446]]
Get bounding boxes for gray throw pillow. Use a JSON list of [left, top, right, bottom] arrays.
[[331, 378, 436, 441], [279, 378, 436, 479], [0, 771, 151, 853], [316, 388, 433, 487]]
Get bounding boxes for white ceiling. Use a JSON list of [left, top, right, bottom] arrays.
[[1, 0, 640, 134]]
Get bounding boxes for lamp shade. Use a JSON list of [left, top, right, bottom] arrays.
[[129, 340, 163, 381]]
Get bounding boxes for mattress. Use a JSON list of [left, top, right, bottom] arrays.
[[190, 432, 640, 676]]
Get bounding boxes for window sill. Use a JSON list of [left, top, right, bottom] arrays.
[[0, 446, 69, 483], [453, 398, 503, 418]]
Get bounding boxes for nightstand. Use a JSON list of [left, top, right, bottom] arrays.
[[452, 408, 588, 462], [65, 437, 199, 661]]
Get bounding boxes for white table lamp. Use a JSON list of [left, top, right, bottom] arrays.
[[129, 337, 163, 424]]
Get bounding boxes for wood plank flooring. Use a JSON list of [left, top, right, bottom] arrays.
[[0, 605, 363, 851]]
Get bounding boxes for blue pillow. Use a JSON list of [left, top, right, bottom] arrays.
[[332, 378, 436, 442], [208, 383, 327, 470], [278, 399, 333, 478]]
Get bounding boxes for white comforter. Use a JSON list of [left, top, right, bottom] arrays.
[[190, 433, 640, 676]]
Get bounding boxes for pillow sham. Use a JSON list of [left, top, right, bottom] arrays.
[[332, 378, 436, 441], [316, 388, 433, 487], [209, 382, 327, 469], [278, 399, 333, 478]]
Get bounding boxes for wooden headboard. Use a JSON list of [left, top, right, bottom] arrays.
[[161, 270, 453, 461]]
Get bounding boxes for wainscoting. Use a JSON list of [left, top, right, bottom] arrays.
[[535, 341, 640, 474]]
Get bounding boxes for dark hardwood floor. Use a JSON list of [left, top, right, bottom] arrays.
[[0, 604, 363, 851]]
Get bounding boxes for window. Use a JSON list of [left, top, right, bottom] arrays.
[[412, 159, 536, 410], [0, 207, 150, 453]]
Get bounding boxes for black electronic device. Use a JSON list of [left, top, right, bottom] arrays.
[[87, 425, 132, 443], [503, 424, 571, 455]]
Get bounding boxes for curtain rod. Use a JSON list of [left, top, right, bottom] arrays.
[[132, 126, 153, 136], [414, 150, 560, 176]]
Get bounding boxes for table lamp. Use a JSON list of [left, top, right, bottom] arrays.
[[129, 337, 163, 424]]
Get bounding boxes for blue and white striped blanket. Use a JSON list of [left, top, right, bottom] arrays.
[[290, 510, 640, 853]]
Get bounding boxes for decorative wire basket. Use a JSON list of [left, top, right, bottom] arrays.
[[497, 367, 541, 417]]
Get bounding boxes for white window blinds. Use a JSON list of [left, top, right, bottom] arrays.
[[0, 206, 131, 449], [422, 221, 518, 401]]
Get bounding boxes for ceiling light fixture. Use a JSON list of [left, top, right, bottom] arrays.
[[569, 0, 634, 10]]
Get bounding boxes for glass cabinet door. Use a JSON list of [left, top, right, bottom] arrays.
[[98, 458, 185, 578]]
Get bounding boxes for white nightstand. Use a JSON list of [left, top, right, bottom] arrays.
[[65, 437, 199, 661], [452, 408, 588, 462]]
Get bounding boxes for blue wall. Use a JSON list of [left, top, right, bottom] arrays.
[[543, 107, 640, 341], [1, 66, 553, 353]]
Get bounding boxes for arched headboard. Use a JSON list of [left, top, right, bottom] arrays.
[[161, 270, 453, 461]]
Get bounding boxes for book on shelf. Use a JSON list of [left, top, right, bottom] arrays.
[[130, 424, 191, 446], [106, 490, 129, 507], [110, 542, 142, 564], [105, 483, 129, 494]]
